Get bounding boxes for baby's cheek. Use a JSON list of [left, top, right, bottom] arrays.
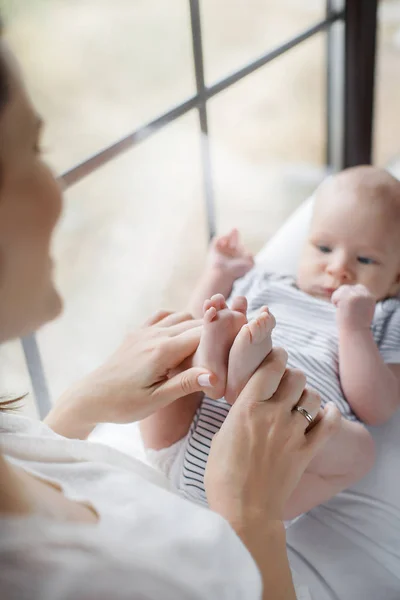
[[307, 261, 322, 279]]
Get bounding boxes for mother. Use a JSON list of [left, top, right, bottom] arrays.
[[0, 32, 337, 600]]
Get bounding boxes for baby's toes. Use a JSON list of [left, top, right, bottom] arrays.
[[203, 306, 217, 324], [209, 293, 227, 310], [203, 298, 213, 313], [260, 307, 275, 332], [227, 228, 239, 248], [234, 323, 253, 347], [214, 235, 229, 254], [230, 296, 248, 316], [248, 308, 275, 344]]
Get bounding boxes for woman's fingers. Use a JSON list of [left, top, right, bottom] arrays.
[[236, 347, 288, 406], [157, 312, 196, 328], [144, 310, 199, 328], [304, 402, 341, 454], [143, 310, 173, 327], [291, 387, 321, 431], [266, 367, 307, 410], [163, 327, 203, 367], [167, 319, 203, 337], [151, 367, 217, 407]]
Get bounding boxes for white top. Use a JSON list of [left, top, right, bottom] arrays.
[[0, 412, 264, 600]]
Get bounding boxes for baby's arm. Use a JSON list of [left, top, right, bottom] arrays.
[[188, 229, 254, 317], [284, 414, 375, 520], [332, 284, 400, 426]]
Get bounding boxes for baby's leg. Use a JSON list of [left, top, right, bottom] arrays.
[[178, 307, 276, 503], [140, 295, 247, 450], [193, 294, 247, 399], [139, 391, 204, 451], [188, 229, 254, 318], [283, 416, 375, 520], [225, 306, 276, 404]]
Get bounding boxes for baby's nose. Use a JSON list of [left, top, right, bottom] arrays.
[[326, 256, 352, 282]]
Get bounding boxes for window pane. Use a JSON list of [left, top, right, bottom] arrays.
[[3, 0, 195, 175], [208, 33, 326, 253], [201, 0, 326, 85], [37, 112, 207, 400], [374, 3, 400, 167]]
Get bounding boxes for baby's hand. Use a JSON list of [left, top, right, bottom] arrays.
[[331, 284, 376, 331], [208, 229, 254, 279]]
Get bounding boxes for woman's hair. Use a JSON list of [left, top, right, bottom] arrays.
[[0, 395, 26, 411], [0, 58, 8, 114], [0, 16, 18, 411], [0, 17, 9, 115]]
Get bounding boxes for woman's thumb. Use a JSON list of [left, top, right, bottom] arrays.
[[154, 368, 217, 406]]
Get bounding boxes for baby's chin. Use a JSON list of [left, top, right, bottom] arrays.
[[296, 280, 334, 302]]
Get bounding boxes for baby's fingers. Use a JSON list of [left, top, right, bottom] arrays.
[[331, 285, 351, 305]]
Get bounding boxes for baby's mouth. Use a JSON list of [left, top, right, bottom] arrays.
[[315, 286, 337, 299], [323, 287, 336, 296]]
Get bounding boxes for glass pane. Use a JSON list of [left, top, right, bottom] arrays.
[[201, 0, 326, 85], [374, 2, 400, 167], [208, 33, 327, 254], [0, 341, 38, 419], [3, 0, 195, 175], [37, 112, 207, 400]]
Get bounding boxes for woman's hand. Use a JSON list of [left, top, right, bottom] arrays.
[[205, 348, 340, 600], [205, 348, 340, 522], [45, 311, 215, 439]]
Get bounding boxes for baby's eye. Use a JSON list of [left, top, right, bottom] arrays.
[[317, 245, 331, 254], [357, 256, 376, 265]]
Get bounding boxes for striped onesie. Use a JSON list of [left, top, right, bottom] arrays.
[[176, 269, 400, 506]]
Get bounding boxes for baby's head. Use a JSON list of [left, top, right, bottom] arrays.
[[297, 166, 400, 302]]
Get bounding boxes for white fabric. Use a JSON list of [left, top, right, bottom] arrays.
[[0, 412, 263, 600]]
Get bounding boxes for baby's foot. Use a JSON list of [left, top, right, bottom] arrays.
[[208, 229, 254, 279], [193, 294, 248, 400], [225, 306, 275, 405]]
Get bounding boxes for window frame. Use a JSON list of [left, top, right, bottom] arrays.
[[21, 0, 378, 418]]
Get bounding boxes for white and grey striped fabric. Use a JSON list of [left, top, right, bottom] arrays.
[[178, 270, 400, 505]]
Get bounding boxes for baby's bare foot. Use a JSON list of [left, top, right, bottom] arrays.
[[192, 294, 248, 400], [208, 229, 254, 279], [225, 306, 275, 405]]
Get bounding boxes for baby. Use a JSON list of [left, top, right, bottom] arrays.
[[140, 165, 400, 518]]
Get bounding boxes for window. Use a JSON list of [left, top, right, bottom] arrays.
[[2, 1, 380, 417]]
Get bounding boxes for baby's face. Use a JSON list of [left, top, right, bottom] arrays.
[[297, 187, 400, 302]]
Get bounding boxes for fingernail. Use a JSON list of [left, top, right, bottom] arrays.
[[198, 374, 213, 387]]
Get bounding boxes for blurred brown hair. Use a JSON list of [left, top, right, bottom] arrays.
[[0, 17, 9, 114], [0, 15, 15, 410]]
